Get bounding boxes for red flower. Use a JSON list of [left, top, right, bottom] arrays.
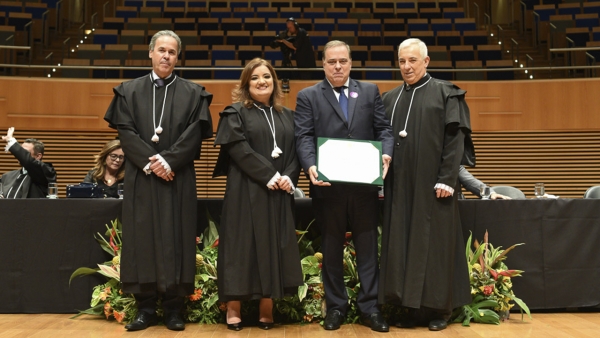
[[211, 238, 219, 248], [196, 236, 201, 245], [483, 285, 494, 296], [318, 263, 322, 269], [189, 288, 202, 301], [489, 269, 498, 280], [113, 310, 125, 323], [345, 232, 352, 239], [109, 234, 119, 256]]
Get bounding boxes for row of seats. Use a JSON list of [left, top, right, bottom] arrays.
[[533, 2, 600, 20], [91, 28, 489, 49], [61, 57, 515, 81], [0, 11, 33, 31], [74, 42, 503, 68], [0, 2, 49, 18], [101, 17, 476, 34], [121, 0, 459, 11], [566, 26, 600, 46]]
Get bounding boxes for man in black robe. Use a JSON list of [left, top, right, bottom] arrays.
[[104, 30, 213, 331], [378, 38, 475, 331], [1, 127, 56, 198]]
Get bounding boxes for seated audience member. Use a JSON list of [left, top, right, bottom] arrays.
[[1, 127, 57, 198], [458, 165, 510, 199], [82, 139, 125, 198]]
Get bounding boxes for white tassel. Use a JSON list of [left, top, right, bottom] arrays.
[[155, 126, 163, 135], [399, 130, 408, 138], [271, 149, 280, 158], [274, 146, 282, 155], [151, 134, 159, 143]]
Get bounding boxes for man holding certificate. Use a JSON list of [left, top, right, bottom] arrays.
[[294, 40, 393, 332]]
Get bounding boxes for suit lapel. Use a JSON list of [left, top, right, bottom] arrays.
[[320, 80, 348, 126], [347, 79, 358, 126]]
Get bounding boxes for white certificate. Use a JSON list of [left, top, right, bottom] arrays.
[[316, 138, 383, 186]]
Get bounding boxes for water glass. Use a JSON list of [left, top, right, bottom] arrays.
[[480, 184, 491, 200], [0, 182, 3, 198], [118, 183, 124, 199], [48, 183, 58, 199], [534, 183, 545, 198]]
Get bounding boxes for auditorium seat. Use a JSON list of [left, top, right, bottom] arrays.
[[126, 18, 149, 32], [187, 7, 209, 19], [593, 27, 600, 41], [124, 0, 142, 11], [0, 11, 5, 26], [455, 18, 477, 33], [92, 59, 120, 79], [232, 8, 255, 19], [428, 60, 453, 80], [361, 19, 382, 32], [583, 2, 600, 16], [164, 8, 185, 20], [0, 25, 15, 46], [338, 19, 359, 34], [314, 18, 335, 34], [364, 60, 393, 80], [436, 31, 461, 47], [221, 18, 243, 32], [24, 3, 47, 19], [230, 1, 249, 9], [211, 45, 236, 64], [550, 14, 575, 33], [267, 18, 286, 32], [8, 12, 31, 31], [174, 18, 196, 31], [244, 18, 266, 31], [253, 30, 276, 47], [439, 0, 458, 10], [428, 45, 449, 61], [76, 44, 102, 60], [103, 17, 125, 31], [383, 18, 405, 31], [431, 19, 453, 34], [130, 44, 149, 60], [280, 7, 302, 19], [396, 0, 415, 9], [264, 49, 283, 65], [61, 58, 90, 78], [124, 59, 151, 79], [183, 44, 209, 62], [455, 60, 484, 81], [197, 18, 219, 31], [308, 31, 329, 49], [167, 1, 187, 8], [149, 18, 172, 32], [411, 31, 435, 46], [238, 45, 263, 61], [397, 9, 419, 20], [296, 18, 313, 31], [292, 1, 311, 10], [443, 7, 466, 21], [349, 8, 372, 20], [558, 3, 581, 16], [420, 8, 443, 20], [104, 44, 129, 64], [326, 8, 347, 20], [227, 30, 251, 47], [0, 1, 21, 14], [566, 27, 590, 47], [92, 29, 118, 48], [209, 1, 228, 10], [375, 0, 394, 9], [140, 7, 161, 19], [116, 6, 137, 20], [119, 30, 145, 46], [370, 45, 394, 62], [373, 8, 395, 20], [575, 13, 599, 29], [214, 59, 242, 79], [382, 31, 408, 50], [210, 8, 232, 20], [255, 7, 278, 19], [272, 1, 291, 10], [534, 4, 556, 22], [350, 45, 368, 61], [188, 1, 208, 8], [477, 44, 503, 65], [331, 31, 356, 46], [304, 8, 325, 20], [251, 2, 269, 10], [450, 45, 476, 65], [486, 60, 515, 80], [463, 30, 489, 46], [407, 18, 429, 33], [357, 31, 382, 46], [178, 30, 198, 47], [333, 2, 352, 11], [199, 30, 225, 46], [418, 1, 437, 11]]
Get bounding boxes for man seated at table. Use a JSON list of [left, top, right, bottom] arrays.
[[1, 127, 57, 198], [458, 165, 510, 200]]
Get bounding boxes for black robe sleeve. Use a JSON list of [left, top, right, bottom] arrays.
[[280, 108, 301, 186], [82, 169, 95, 183], [105, 84, 160, 170], [437, 96, 465, 187], [213, 105, 279, 185], [9, 142, 56, 186]]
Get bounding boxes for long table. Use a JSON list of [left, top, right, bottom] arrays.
[[1, 198, 599, 313]]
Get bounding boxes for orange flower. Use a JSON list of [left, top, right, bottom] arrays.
[[189, 288, 202, 301], [219, 302, 227, 311], [103, 302, 113, 319], [196, 236, 201, 245], [211, 238, 219, 248], [113, 310, 125, 323]]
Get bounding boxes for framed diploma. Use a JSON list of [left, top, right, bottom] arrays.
[[316, 137, 383, 186]]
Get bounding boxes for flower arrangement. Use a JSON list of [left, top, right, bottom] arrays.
[[452, 231, 532, 326]]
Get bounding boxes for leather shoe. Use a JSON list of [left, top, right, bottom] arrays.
[[428, 319, 448, 331], [227, 322, 243, 331], [164, 312, 185, 331], [323, 309, 344, 330], [124, 311, 158, 331], [361, 312, 389, 332], [257, 321, 274, 330]]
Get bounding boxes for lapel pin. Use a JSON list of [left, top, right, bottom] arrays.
[[349, 92, 358, 98]]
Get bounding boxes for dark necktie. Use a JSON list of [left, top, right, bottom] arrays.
[[154, 78, 165, 88], [334, 86, 348, 120]]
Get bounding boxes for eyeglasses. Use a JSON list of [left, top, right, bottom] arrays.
[[325, 59, 349, 66], [109, 154, 125, 161]]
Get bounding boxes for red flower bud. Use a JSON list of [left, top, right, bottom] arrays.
[[489, 269, 498, 280], [211, 238, 219, 248], [483, 285, 494, 296]]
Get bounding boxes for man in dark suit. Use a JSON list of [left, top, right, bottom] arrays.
[[295, 40, 393, 332], [1, 127, 56, 198]]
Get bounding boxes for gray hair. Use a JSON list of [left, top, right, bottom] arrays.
[[398, 38, 428, 59], [24, 138, 45, 155], [322, 40, 352, 60], [149, 30, 182, 55]]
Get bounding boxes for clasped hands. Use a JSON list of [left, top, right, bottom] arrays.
[[148, 155, 174, 181], [309, 154, 392, 187], [269, 175, 293, 192]]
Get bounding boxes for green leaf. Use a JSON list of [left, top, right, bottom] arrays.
[[466, 232, 473, 263], [70, 303, 105, 319], [298, 283, 308, 302], [512, 295, 532, 320], [473, 309, 500, 325], [470, 241, 486, 266], [69, 267, 100, 286], [203, 211, 220, 248], [97, 264, 120, 280], [301, 256, 320, 276]]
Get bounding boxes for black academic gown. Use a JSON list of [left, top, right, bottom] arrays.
[[104, 74, 213, 297], [213, 102, 303, 301], [378, 74, 474, 313]]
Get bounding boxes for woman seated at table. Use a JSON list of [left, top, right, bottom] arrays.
[[213, 58, 303, 331], [82, 139, 124, 198]]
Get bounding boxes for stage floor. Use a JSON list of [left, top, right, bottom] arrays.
[[0, 313, 599, 337]]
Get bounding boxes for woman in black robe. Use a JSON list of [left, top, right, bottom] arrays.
[[213, 58, 303, 331], [82, 139, 125, 198]]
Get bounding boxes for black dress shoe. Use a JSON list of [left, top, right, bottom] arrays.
[[124, 311, 158, 331], [257, 321, 274, 330], [164, 312, 185, 331], [428, 319, 448, 331], [227, 322, 243, 331], [362, 312, 389, 332], [324, 309, 344, 330]]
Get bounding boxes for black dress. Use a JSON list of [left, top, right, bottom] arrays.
[[82, 169, 121, 198], [378, 74, 475, 313], [104, 73, 213, 297], [213, 102, 303, 301]]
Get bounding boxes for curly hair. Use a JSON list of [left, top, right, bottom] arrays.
[[92, 139, 125, 183], [232, 58, 284, 112]]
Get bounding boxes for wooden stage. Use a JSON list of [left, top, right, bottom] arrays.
[[0, 313, 599, 337]]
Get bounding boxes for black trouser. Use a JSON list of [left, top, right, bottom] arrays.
[[136, 292, 184, 315], [313, 192, 380, 316]]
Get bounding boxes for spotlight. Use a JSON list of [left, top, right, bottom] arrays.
[[498, 41, 502, 45], [71, 49, 75, 52], [525, 70, 528, 73], [490, 33, 494, 37], [520, 64, 523, 68], [57, 63, 61, 66], [52, 68, 56, 72], [80, 40, 83, 43], [47, 74, 51, 78], [76, 45, 79, 48], [529, 75, 534, 79], [515, 59, 518, 63]]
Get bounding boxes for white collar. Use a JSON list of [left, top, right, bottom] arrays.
[[151, 71, 173, 81], [326, 78, 350, 89]]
